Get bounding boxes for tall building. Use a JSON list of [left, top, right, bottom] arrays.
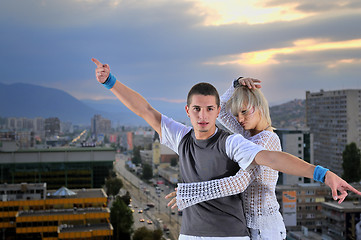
[[7, 117, 16, 130], [45, 117, 61, 138], [306, 89, 361, 176], [91, 115, 111, 140], [34, 117, 45, 138], [275, 129, 314, 185]]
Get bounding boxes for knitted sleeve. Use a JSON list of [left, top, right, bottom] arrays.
[[217, 82, 250, 138], [176, 166, 260, 210]]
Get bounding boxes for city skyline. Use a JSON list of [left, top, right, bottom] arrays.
[[1, 0, 361, 109]]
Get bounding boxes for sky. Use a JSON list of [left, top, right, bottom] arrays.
[[1, 0, 361, 107]]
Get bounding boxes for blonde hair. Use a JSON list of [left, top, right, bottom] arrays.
[[226, 86, 272, 126]]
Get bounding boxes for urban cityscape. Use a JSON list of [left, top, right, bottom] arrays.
[[1, 88, 361, 240]]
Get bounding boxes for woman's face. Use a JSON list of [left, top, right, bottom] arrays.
[[235, 105, 262, 130]]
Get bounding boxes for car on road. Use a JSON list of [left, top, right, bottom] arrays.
[[139, 218, 145, 222], [138, 209, 143, 213], [147, 220, 153, 224], [146, 203, 155, 208]]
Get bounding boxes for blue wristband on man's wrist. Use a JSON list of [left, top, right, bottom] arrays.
[[102, 73, 116, 89], [313, 165, 329, 183]]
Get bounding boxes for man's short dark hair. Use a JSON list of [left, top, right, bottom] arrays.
[[187, 82, 220, 106]]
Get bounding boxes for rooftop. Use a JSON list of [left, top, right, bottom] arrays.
[[47, 188, 107, 199], [322, 201, 361, 211]]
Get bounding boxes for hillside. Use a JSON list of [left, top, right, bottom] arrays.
[[0, 82, 306, 127], [270, 99, 306, 129]]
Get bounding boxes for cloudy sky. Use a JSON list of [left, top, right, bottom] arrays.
[[1, 0, 361, 107]]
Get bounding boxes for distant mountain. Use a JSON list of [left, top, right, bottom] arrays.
[[270, 99, 306, 129], [0, 83, 101, 125], [0, 82, 306, 127], [0, 82, 188, 126]]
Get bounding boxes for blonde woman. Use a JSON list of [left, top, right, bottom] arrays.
[[168, 77, 287, 239]]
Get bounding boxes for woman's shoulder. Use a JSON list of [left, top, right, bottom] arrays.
[[249, 130, 281, 151], [249, 129, 278, 140]]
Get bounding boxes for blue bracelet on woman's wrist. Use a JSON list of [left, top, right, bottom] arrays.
[[313, 165, 329, 183], [102, 73, 116, 89]]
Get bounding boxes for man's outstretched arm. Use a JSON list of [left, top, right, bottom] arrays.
[[92, 58, 162, 137], [254, 150, 361, 203]]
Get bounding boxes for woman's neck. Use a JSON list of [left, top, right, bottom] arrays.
[[249, 120, 272, 136]]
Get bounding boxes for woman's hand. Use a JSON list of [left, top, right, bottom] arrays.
[[239, 77, 262, 89], [165, 189, 178, 209]]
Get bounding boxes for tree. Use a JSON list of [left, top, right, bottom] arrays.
[[132, 146, 142, 165], [170, 157, 178, 167], [120, 191, 131, 206], [110, 197, 134, 240], [132, 227, 162, 240], [109, 170, 117, 178], [142, 163, 153, 181], [342, 142, 361, 183], [105, 177, 123, 196]]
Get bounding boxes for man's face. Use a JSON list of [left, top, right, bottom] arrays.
[[185, 94, 220, 140]]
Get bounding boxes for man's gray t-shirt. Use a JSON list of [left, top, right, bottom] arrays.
[[161, 115, 263, 237]]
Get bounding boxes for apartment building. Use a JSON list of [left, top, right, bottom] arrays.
[[276, 183, 331, 233], [322, 201, 361, 240], [306, 89, 361, 176], [275, 129, 314, 185]]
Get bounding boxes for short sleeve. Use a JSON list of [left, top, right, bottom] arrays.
[[226, 133, 264, 170], [160, 115, 191, 154]]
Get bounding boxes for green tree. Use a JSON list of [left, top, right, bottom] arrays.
[[142, 163, 153, 181], [170, 157, 178, 167], [132, 146, 142, 165], [111, 197, 134, 240], [120, 191, 131, 206], [132, 227, 162, 240], [109, 170, 117, 178], [105, 177, 123, 196], [342, 142, 361, 183]]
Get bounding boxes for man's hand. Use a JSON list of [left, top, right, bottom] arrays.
[[91, 58, 110, 84], [325, 171, 361, 204], [165, 190, 178, 209], [239, 77, 262, 89]]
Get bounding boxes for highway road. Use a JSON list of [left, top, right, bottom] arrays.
[[114, 153, 181, 239]]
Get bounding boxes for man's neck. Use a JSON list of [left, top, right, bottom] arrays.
[[194, 127, 218, 140]]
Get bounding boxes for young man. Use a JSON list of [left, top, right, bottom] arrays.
[[92, 58, 360, 240]]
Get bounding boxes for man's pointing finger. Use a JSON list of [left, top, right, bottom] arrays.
[[91, 58, 103, 67]]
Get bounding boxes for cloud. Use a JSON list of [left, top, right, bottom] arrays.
[[263, 0, 361, 13], [0, 0, 360, 109]]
